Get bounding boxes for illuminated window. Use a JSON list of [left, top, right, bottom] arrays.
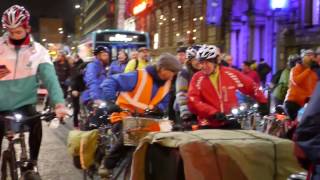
[[270, 0, 288, 9], [153, 33, 159, 49]]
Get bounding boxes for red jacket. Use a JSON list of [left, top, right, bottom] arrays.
[[243, 69, 260, 85], [188, 66, 267, 128]]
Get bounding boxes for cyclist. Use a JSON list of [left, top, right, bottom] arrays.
[[188, 45, 268, 129], [175, 45, 202, 129], [100, 53, 181, 174], [80, 46, 110, 105], [0, 5, 67, 167]]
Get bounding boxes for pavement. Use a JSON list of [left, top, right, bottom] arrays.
[[37, 114, 83, 180]]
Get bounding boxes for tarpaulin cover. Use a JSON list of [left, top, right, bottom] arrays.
[[131, 130, 304, 180]]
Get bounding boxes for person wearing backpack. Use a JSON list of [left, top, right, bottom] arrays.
[[81, 46, 110, 105], [124, 47, 150, 72]]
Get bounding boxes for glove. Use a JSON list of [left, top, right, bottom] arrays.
[[54, 103, 69, 119], [211, 112, 227, 121], [258, 103, 269, 116], [309, 60, 320, 70]]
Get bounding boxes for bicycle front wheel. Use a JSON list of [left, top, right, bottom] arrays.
[[1, 150, 18, 180]]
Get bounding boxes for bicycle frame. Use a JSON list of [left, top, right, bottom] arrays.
[[1, 111, 55, 180]]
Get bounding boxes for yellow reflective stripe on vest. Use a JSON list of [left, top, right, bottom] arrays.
[[118, 92, 150, 110], [133, 70, 148, 101], [150, 80, 171, 106]]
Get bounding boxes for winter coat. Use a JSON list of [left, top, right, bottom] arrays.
[[294, 82, 320, 177], [188, 66, 267, 128], [175, 66, 197, 118], [285, 64, 318, 106], [69, 59, 84, 91], [243, 69, 260, 85], [257, 62, 272, 81], [54, 60, 70, 85], [272, 68, 290, 101], [101, 65, 170, 111], [108, 60, 128, 76], [124, 58, 148, 73], [81, 59, 107, 103], [0, 34, 64, 111]]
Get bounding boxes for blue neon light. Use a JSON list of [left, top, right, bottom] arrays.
[[271, 0, 288, 9]]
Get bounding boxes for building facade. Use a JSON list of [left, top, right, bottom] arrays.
[[80, 0, 116, 36], [123, 0, 320, 71]]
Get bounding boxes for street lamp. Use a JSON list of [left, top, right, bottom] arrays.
[[75, 4, 81, 9]]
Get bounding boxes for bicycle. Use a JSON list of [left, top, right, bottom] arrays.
[[0, 110, 56, 180]]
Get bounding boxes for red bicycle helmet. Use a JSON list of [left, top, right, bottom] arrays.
[[2, 5, 30, 29]]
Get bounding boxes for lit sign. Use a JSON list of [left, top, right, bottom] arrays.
[[132, 0, 153, 15], [133, 2, 147, 15], [109, 34, 133, 42], [271, 0, 288, 9]]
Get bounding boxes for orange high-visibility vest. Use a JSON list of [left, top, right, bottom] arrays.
[[116, 70, 171, 113]]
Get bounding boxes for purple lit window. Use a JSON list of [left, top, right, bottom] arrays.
[[271, 0, 288, 10]]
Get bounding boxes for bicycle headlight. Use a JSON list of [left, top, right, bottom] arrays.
[[14, 113, 23, 121], [99, 102, 107, 109], [231, 108, 239, 115], [239, 105, 246, 111]]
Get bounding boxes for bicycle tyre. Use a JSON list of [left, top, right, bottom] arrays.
[[21, 171, 42, 180], [1, 150, 18, 180]]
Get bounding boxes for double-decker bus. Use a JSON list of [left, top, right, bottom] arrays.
[[78, 29, 150, 61]]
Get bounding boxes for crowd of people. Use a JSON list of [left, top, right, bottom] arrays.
[[1, 4, 320, 179]]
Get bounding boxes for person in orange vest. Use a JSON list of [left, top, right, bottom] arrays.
[[99, 53, 181, 175], [101, 53, 181, 114]]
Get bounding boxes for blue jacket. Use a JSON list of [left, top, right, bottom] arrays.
[[108, 60, 128, 76], [295, 81, 320, 165], [101, 65, 170, 111], [81, 59, 107, 103]]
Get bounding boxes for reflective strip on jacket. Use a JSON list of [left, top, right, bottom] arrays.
[[116, 70, 171, 113]]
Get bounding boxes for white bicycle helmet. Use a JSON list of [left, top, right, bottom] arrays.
[[186, 45, 201, 60], [2, 5, 30, 29], [196, 45, 220, 62]]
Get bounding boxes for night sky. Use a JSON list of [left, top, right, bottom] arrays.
[[0, 0, 76, 34]]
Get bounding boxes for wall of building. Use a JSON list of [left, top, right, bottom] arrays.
[[39, 18, 63, 43], [80, 0, 116, 37]]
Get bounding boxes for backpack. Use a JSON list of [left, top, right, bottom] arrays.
[[70, 61, 90, 92]]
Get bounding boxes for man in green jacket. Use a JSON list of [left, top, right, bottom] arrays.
[[0, 5, 68, 168]]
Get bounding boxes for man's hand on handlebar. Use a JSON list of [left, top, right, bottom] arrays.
[[54, 103, 69, 120]]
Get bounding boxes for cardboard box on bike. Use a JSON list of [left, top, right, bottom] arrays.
[[131, 130, 304, 180], [122, 117, 172, 146]]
